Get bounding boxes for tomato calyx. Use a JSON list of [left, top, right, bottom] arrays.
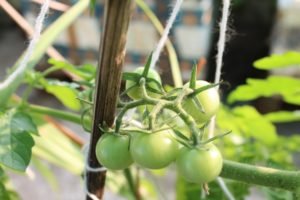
[[122, 53, 165, 99]]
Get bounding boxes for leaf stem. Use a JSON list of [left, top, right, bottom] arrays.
[[27, 104, 82, 124]]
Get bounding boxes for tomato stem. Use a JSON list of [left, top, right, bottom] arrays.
[[116, 80, 201, 145], [221, 160, 300, 191], [149, 101, 166, 130]]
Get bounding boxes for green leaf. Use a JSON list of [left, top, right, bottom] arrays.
[[188, 83, 220, 98], [189, 64, 197, 89], [43, 80, 81, 111], [146, 77, 164, 93], [145, 84, 163, 95], [48, 59, 96, 80], [254, 51, 300, 70], [78, 63, 96, 75], [264, 111, 300, 123], [0, 110, 35, 171], [142, 52, 153, 77], [122, 72, 141, 82], [201, 131, 231, 144], [11, 112, 38, 135], [217, 106, 278, 146], [173, 130, 190, 142], [234, 106, 278, 145], [228, 76, 300, 105], [191, 97, 205, 113]]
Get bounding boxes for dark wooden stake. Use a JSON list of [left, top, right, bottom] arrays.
[[86, 0, 134, 199]]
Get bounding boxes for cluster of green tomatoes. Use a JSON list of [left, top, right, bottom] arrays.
[[95, 58, 224, 185]]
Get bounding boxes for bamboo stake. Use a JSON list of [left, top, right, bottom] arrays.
[[86, 0, 134, 199]]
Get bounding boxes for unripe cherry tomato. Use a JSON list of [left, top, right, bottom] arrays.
[[176, 143, 223, 184], [130, 129, 179, 169], [96, 133, 133, 170], [182, 80, 220, 125]]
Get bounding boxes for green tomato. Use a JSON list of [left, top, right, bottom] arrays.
[[95, 133, 133, 170], [182, 80, 220, 125], [176, 143, 223, 184], [125, 67, 162, 100], [130, 129, 179, 169]]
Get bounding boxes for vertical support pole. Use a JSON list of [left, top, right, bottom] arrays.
[[86, 0, 133, 199]]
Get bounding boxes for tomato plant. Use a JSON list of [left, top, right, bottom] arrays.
[[96, 133, 133, 170], [130, 129, 179, 169], [1, 0, 300, 199], [176, 143, 223, 184]]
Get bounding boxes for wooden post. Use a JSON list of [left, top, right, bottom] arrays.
[[86, 0, 134, 199]]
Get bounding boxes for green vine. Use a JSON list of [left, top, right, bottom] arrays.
[[221, 160, 300, 193]]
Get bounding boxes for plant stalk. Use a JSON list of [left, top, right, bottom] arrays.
[[27, 104, 82, 124], [221, 160, 300, 191]]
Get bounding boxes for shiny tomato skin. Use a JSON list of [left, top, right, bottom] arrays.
[[130, 129, 179, 169], [182, 80, 220, 125], [125, 67, 162, 100], [96, 133, 133, 170], [176, 143, 223, 184]]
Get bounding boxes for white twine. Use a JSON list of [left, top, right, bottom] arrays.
[[209, 1, 235, 200], [208, 0, 231, 139], [128, 0, 184, 131], [149, 0, 184, 69], [0, 0, 50, 90], [214, 0, 231, 87], [82, 144, 107, 200]]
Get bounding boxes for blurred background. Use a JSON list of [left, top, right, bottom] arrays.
[[0, 0, 300, 199]]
